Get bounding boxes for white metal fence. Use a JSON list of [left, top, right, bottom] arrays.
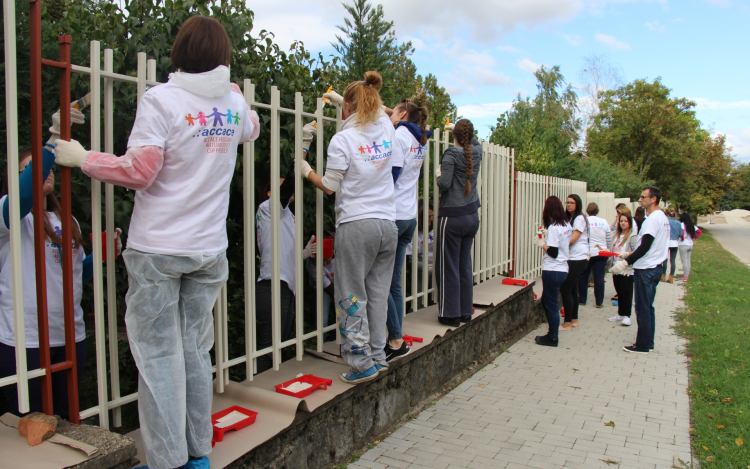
[[2, 41, 522, 429], [586, 192, 616, 226]]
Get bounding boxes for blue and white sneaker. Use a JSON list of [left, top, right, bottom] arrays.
[[340, 366, 379, 384], [374, 364, 388, 371]]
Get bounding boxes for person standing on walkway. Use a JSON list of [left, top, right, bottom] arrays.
[[578, 202, 612, 308], [535, 196, 572, 347], [611, 186, 670, 354], [435, 119, 482, 327], [385, 100, 429, 362], [679, 213, 696, 281], [633, 207, 645, 234], [304, 71, 397, 384], [559, 194, 588, 330], [609, 212, 638, 326], [54, 17, 260, 469], [661, 208, 681, 283]]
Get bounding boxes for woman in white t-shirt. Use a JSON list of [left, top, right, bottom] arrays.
[[678, 213, 696, 281], [385, 100, 429, 362], [302, 71, 397, 384], [559, 194, 588, 330], [577, 203, 612, 309], [54, 17, 259, 469], [609, 212, 638, 325], [535, 196, 572, 347]]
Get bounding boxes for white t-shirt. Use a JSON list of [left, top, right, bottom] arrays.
[[306, 258, 335, 289], [256, 200, 297, 295], [0, 204, 86, 347], [542, 222, 572, 273], [126, 81, 256, 255], [406, 230, 434, 269], [568, 214, 590, 261], [587, 215, 611, 256], [679, 222, 694, 246], [326, 116, 396, 227], [392, 127, 425, 220], [633, 209, 670, 269]]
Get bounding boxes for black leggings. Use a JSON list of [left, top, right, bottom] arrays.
[[612, 274, 634, 317], [662, 247, 678, 276], [560, 259, 588, 321]]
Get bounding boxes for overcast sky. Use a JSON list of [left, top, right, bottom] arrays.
[[247, 0, 750, 162]]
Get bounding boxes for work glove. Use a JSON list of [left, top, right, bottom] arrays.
[[303, 235, 317, 259], [610, 260, 628, 275], [48, 106, 86, 145], [435, 164, 442, 178], [618, 251, 630, 259], [302, 121, 318, 153], [54, 138, 89, 168], [323, 90, 343, 108], [445, 122, 455, 132], [533, 235, 546, 249], [300, 160, 314, 180]]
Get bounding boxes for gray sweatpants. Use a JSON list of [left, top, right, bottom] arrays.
[[334, 218, 397, 372], [123, 249, 227, 469]]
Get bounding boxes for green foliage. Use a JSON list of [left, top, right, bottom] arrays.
[[489, 66, 580, 173], [724, 163, 750, 210], [408, 74, 458, 132], [551, 157, 653, 200], [675, 232, 750, 467]]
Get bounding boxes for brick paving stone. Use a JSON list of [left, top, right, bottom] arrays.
[[353, 272, 692, 468]]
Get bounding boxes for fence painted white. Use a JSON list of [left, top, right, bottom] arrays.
[[586, 192, 616, 226]]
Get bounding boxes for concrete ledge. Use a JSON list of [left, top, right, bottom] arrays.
[[225, 284, 542, 468], [57, 418, 135, 469]]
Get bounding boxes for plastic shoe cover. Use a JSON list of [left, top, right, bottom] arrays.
[[340, 366, 379, 384], [185, 456, 210, 469], [612, 300, 619, 306]]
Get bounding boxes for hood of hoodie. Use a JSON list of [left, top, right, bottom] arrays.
[[395, 121, 433, 143], [168, 65, 231, 98]]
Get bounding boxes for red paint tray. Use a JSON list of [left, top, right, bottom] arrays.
[[502, 278, 529, 287], [211, 406, 257, 443], [597, 251, 618, 257], [274, 374, 333, 398]]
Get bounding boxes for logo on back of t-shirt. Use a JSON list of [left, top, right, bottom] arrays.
[[410, 144, 426, 160], [189, 106, 241, 154], [357, 140, 392, 170]]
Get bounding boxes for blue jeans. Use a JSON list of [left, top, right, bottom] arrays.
[[387, 218, 418, 340], [541, 270, 567, 341], [579, 255, 607, 306], [633, 266, 662, 350]]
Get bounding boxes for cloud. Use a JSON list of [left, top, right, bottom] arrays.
[[645, 21, 666, 33], [719, 128, 750, 162], [563, 34, 583, 46], [445, 67, 512, 96], [595, 33, 631, 50], [457, 102, 514, 119], [518, 58, 541, 74], [691, 98, 750, 110], [497, 45, 521, 53]]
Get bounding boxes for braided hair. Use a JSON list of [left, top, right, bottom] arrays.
[[453, 119, 475, 196]]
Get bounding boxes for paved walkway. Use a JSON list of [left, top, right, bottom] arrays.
[[351, 272, 692, 469]]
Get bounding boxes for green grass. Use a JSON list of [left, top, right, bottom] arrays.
[[674, 232, 750, 468]]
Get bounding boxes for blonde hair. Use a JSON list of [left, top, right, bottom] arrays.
[[343, 71, 383, 127]]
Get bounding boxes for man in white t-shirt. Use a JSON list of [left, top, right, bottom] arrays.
[[611, 186, 669, 354]]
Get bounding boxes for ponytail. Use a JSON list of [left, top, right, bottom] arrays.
[[453, 119, 474, 196], [343, 71, 383, 127], [394, 99, 430, 145]]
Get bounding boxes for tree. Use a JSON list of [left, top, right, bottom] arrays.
[[408, 73, 457, 132], [725, 163, 750, 210], [577, 54, 623, 130], [489, 65, 580, 173]]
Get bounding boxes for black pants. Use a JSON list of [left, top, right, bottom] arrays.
[[560, 259, 588, 321], [0, 340, 86, 420], [579, 255, 607, 306], [612, 274, 634, 317], [436, 212, 480, 319], [255, 279, 295, 373], [662, 247, 678, 276]]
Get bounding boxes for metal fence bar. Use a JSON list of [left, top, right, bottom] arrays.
[[314, 98, 325, 351], [293, 92, 305, 361], [269, 86, 282, 370], [242, 79, 257, 378]]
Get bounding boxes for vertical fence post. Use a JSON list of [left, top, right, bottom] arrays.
[[242, 79, 257, 379], [509, 170, 518, 278], [294, 92, 305, 361], [270, 87, 282, 369], [314, 98, 325, 351]]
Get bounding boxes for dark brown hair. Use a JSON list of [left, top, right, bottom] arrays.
[[394, 99, 429, 145], [615, 212, 633, 247], [171, 16, 231, 73], [1, 149, 84, 247], [586, 202, 599, 216], [543, 196, 567, 228], [453, 119, 475, 196], [343, 71, 383, 127]]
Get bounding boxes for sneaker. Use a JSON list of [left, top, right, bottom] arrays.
[[611, 295, 618, 301], [374, 364, 388, 371], [438, 316, 460, 327], [385, 341, 411, 362], [535, 335, 558, 347], [608, 315, 624, 322], [612, 300, 619, 306], [681, 277, 689, 281], [595, 304, 603, 309], [621, 317, 631, 326], [460, 315, 472, 323], [623, 345, 648, 354], [340, 366, 379, 384], [184, 456, 210, 469]]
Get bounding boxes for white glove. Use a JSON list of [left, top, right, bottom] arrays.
[[303, 235, 317, 259], [445, 122, 455, 132], [541, 228, 548, 238], [302, 121, 317, 152], [54, 138, 89, 168], [323, 90, 343, 108], [114, 228, 123, 258], [618, 251, 630, 259], [300, 160, 314, 179], [48, 106, 86, 144], [610, 260, 628, 275], [435, 164, 442, 178], [533, 235, 546, 248]]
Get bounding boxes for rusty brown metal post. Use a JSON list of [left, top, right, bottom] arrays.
[[509, 170, 518, 278]]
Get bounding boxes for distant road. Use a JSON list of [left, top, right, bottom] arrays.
[[704, 211, 750, 268]]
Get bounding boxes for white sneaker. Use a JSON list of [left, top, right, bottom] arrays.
[[622, 317, 632, 326], [608, 315, 624, 322]]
